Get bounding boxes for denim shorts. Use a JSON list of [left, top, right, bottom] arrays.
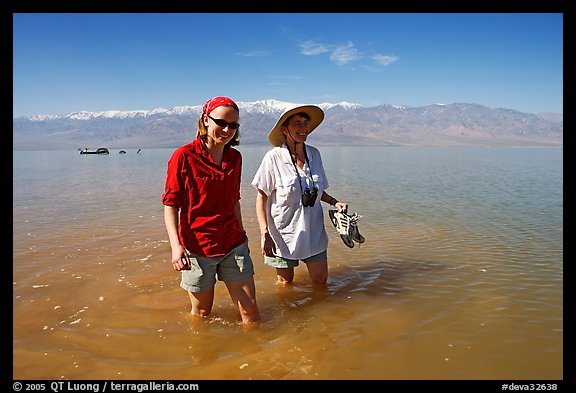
[[264, 249, 327, 269], [180, 239, 254, 293]]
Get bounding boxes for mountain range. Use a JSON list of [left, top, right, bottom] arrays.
[[12, 99, 563, 150]]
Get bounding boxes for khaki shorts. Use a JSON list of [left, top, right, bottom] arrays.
[[264, 249, 327, 269], [180, 239, 254, 293]]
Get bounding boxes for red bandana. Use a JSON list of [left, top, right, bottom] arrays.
[[202, 96, 239, 115]]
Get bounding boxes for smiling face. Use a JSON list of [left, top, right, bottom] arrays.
[[202, 105, 240, 146], [281, 113, 311, 144]]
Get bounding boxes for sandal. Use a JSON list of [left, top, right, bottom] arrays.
[[329, 209, 355, 248], [348, 212, 365, 244]]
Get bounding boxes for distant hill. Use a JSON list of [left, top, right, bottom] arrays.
[[12, 99, 563, 150]]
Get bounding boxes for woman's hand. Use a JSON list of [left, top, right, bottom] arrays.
[[335, 201, 348, 213], [171, 245, 191, 271], [261, 232, 276, 257]]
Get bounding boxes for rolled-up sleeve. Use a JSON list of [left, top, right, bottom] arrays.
[[251, 150, 276, 196], [162, 148, 184, 207]]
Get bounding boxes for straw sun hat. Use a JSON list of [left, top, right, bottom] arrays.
[[268, 105, 325, 147]]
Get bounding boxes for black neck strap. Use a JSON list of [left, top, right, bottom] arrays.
[[287, 143, 315, 193]]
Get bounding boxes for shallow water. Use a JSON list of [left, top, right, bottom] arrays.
[[13, 146, 563, 380]]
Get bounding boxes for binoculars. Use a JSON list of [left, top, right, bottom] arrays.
[[302, 187, 318, 207]]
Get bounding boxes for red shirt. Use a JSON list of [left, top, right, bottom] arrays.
[[162, 139, 246, 257]]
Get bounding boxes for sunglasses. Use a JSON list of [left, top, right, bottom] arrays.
[[207, 115, 240, 130]]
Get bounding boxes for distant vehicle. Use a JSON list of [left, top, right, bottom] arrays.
[[79, 147, 110, 155]]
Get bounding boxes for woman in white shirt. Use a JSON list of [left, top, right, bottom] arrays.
[[251, 105, 348, 286]]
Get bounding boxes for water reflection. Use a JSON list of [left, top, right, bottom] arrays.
[[13, 147, 562, 380]]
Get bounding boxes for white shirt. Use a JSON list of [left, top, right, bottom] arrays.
[[251, 144, 329, 260]]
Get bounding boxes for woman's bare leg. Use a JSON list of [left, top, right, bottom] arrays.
[[275, 267, 295, 284], [187, 287, 215, 318], [225, 279, 261, 325], [306, 259, 328, 287]]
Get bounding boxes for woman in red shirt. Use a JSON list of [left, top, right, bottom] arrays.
[[162, 96, 261, 325]]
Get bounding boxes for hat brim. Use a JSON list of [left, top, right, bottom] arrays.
[[268, 105, 325, 147]]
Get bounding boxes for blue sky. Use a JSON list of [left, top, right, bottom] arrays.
[[13, 13, 563, 118]]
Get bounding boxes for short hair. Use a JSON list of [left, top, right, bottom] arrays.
[[281, 111, 311, 128]]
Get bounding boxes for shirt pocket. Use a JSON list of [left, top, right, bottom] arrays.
[[187, 175, 207, 205], [272, 176, 299, 231], [188, 173, 225, 207], [275, 175, 299, 207]]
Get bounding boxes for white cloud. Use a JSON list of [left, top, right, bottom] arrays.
[[299, 39, 395, 68], [330, 42, 362, 65], [299, 40, 330, 56], [372, 54, 399, 66]]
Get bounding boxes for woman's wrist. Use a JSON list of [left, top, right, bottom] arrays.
[[329, 197, 337, 206]]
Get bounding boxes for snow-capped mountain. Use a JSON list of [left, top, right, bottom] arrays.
[[13, 99, 563, 150]]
